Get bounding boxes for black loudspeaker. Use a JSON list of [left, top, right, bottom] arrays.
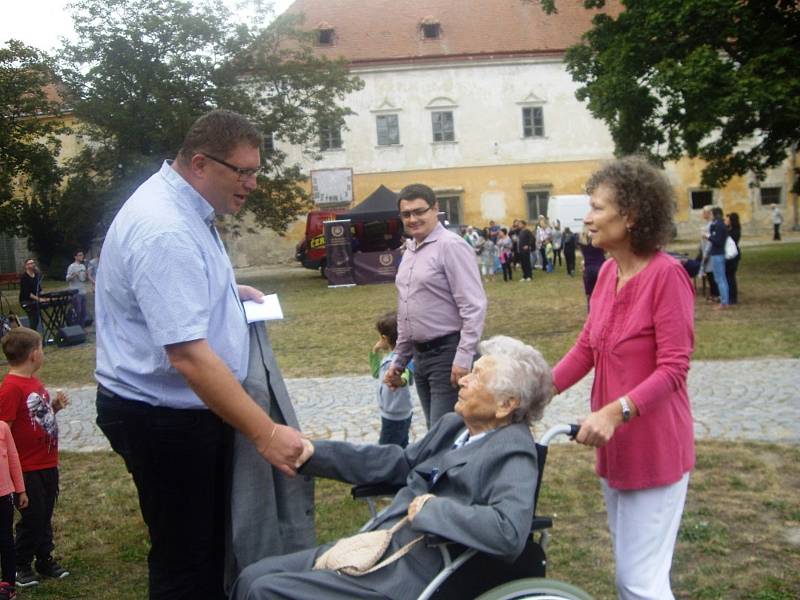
[[57, 325, 87, 347]]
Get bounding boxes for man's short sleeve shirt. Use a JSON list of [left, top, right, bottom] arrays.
[[95, 161, 249, 409]]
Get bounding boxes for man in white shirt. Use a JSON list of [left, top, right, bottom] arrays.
[[65, 250, 89, 326], [95, 110, 304, 599]]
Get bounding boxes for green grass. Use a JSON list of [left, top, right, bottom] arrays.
[[4, 241, 799, 597], [18, 440, 800, 599], [7, 241, 798, 386], [241, 241, 800, 377]]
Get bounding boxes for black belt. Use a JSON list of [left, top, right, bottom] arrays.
[[97, 384, 120, 400], [414, 332, 460, 353]]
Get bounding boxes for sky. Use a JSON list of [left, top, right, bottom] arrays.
[[1, 0, 295, 53]]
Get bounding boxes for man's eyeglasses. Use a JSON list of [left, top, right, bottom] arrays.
[[202, 153, 262, 181], [399, 206, 434, 220]]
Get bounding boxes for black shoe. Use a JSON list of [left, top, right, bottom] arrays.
[[35, 557, 69, 579], [14, 568, 38, 588]]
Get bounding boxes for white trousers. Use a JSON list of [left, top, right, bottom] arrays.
[[602, 473, 690, 600]]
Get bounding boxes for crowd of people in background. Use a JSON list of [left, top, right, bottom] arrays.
[[697, 205, 743, 309], [459, 217, 612, 310], [458, 198, 759, 313]]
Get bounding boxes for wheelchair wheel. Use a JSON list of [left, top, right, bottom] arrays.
[[474, 577, 593, 600]]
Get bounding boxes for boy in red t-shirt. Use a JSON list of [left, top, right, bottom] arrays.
[[0, 328, 69, 589]]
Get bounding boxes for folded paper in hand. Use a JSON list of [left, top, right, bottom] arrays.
[[243, 294, 283, 323]]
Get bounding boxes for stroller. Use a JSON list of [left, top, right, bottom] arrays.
[[352, 423, 593, 600]]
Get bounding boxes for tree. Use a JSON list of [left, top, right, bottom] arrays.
[[0, 40, 81, 269], [542, 0, 800, 187], [58, 0, 363, 233]]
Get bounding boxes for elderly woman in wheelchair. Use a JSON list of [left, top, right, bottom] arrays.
[[232, 335, 574, 600]]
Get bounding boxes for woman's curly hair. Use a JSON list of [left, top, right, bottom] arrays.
[[585, 156, 676, 255]]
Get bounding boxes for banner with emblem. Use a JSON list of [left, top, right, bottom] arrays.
[[324, 219, 356, 287], [353, 248, 403, 285]]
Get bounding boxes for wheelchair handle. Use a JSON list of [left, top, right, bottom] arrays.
[[539, 423, 581, 447]]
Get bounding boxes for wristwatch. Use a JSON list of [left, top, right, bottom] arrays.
[[619, 397, 632, 422]]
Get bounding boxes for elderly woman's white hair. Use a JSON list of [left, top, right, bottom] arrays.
[[478, 335, 553, 425]]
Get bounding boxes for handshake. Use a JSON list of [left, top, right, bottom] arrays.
[[296, 437, 314, 469]]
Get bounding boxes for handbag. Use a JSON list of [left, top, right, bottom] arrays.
[[724, 235, 738, 260], [313, 516, 423, 576]]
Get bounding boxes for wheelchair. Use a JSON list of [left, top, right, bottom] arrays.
[[351, 423, 593, 600]]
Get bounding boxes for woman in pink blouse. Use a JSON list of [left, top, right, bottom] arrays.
[[552, 157, 695, 600]]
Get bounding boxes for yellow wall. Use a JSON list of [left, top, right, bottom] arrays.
[[283, 157, 767, 249], [349, 159, 605, 227], [668, 156, 751, 221]]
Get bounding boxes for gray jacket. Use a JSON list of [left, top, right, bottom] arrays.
[[224, 323, 316, 590], [304, 412, 539, 600]]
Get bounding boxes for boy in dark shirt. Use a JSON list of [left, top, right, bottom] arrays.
[[0, 328, 69, 588]]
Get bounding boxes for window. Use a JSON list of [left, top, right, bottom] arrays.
[[522, 106, 544, 138], [264, 132, 275, 155], [760, 186, 781, 206], [432, 111, 455, 142], [422, 23, 440, 39], [319, 126, 342, 151], [317, 28, 334, 45], [526, 190, 549, 220], [376, 114, 400, 146], [436, 196, 461, 225], [691, 190, 713, 210]]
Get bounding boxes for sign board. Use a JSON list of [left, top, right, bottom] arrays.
[[324, 219, 356, 288], [312, 168, 353, 206]]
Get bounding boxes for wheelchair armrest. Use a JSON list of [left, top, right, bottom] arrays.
[[424, 533, 454, 548], [350, 482, 403, 499], [531, 516, 553, 531]]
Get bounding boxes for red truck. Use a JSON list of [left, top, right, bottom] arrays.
[[294, 209, 348, 277], [295, 186, 405, 277]]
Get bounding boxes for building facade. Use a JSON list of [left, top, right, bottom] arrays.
[[264, 0, 794, 258]]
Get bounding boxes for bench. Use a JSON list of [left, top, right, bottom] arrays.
[[0, 273, 18, 289]]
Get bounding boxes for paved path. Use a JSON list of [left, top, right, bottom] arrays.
[[58, 358, 799, 451]]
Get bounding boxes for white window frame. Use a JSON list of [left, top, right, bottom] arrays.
[[375, 114, 400, 146], [522, 105, 545, 138], [431, 110, 455, 143]]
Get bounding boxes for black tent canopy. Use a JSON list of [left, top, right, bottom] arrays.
[[345, 185, 399, 222]]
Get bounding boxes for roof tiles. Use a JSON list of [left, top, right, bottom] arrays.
[[281, 0, 619, 64]]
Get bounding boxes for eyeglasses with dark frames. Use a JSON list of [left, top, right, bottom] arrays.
[[202, 153, 262, 181], [399, 206, 434, 220]]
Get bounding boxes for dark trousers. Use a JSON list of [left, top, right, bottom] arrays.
[[21, 303, 40, 333], [69, 293, 88, 327], [96, 393, 232, 600], [725, 256, 740, 304], [379, 416, 411, 448], [501, 262, 513, 281], [0, 494, 15, 584], [413, 338, 460, 429], [520, 251, 533, 280], [552, 248, 562, 266], [706, 272, 719, 298], [16, 467, 58, 569], [773, 223, 781, 241], [564, 247, 576, 275]]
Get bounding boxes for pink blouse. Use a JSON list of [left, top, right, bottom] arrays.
[[553, 251, 696, 490], [0, 420, 25, 497]]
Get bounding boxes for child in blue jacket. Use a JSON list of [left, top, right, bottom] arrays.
[[368, 312, 414, 448]]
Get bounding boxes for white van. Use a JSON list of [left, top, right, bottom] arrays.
[[547, 194, 590, 232]]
